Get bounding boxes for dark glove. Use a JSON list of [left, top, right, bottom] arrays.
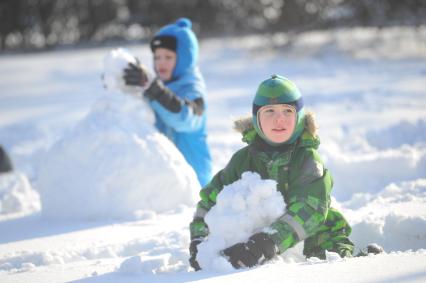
[[189, 217, 209, 271], [143, 79, 184, 113], [221, 232, 277, 269], [0, 145, 13, 173], [123, 60, 152, 88], [189, 238, 203, 271]]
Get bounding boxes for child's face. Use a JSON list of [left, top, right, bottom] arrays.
[[153, 48, 176, 81], [258, 104, 297, 143]]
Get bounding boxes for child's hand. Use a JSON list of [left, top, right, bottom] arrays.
[[221, 232, 277, 269], [123, 60, 153, 89]]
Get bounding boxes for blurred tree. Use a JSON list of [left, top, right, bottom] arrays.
[[0, 0, 425, 52], [0, 1, 21, 50], [346, 0, 426, 27]]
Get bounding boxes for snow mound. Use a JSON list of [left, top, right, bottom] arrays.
[[325, 146, 426, 201], [197, 172, 286, 271], [37, 49, 200, 220], [344, 179, 426, 252], [0, 124, 57, 182], [0, 171, 40, 215], [366, 119, 426, 149]]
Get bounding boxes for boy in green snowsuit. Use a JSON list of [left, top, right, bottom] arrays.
[[189, 75, 354, 270]]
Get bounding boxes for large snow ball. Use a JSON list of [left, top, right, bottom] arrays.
[[197, 172, 286, 271], [0, 171, 40, 215], [38, 96, 200, 220], [102, 47, 143, 96], [37, 49, 200, 220]]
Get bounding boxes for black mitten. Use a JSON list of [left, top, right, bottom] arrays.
[[189, 238, 203, 271], [222, 232, 277, 269], [123, 61, 152, 88]]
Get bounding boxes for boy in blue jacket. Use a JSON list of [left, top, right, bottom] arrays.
[[124, 18, 212, 187]]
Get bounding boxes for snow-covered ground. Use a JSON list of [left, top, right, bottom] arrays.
[[0, 25, 426, 282]]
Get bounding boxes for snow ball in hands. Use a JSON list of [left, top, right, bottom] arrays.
[[102, 48, 141, 96], [197, 172, 286, 271]]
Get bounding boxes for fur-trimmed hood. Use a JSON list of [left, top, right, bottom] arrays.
[[233, 110, 319, 145]]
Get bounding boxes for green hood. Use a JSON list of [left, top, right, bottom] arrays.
[[252, 75, 305, 146]]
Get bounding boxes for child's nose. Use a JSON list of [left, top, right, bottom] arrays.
[[274, 112, 286, 121]]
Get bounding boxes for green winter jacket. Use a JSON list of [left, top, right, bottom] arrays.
[[190, 112, 351, 255]]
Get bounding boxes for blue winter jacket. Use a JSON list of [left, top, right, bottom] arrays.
[[150, 68, 211, 187], [148, 18, 212, 187]]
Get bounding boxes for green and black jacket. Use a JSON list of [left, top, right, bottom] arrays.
[[190, 112, 351, 255]]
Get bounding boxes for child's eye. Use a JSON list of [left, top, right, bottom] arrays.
[[282, 108, 295, 116]]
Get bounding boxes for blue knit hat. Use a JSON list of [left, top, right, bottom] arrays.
[[151, 18, 198, 79], [252, 75, 305, 145]]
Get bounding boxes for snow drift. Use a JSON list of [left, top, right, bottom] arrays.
[[0, 171, 40, 215]]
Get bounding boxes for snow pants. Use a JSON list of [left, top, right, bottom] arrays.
[[303, 207, 354, 259]]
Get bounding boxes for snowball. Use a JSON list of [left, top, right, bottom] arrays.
[[197, 172, 286, 271], [102, 48, 142, 96]]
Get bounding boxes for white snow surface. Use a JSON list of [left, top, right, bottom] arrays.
[[0, 26, 426, 282], [0, 172, 40, 215]]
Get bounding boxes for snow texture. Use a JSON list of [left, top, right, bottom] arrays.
[[101, 48, 143, 96], [197, 172, 285, 271], [0, 172, 40, 215]]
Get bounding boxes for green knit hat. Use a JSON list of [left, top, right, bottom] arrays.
[[252, 74, 305, 145]]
